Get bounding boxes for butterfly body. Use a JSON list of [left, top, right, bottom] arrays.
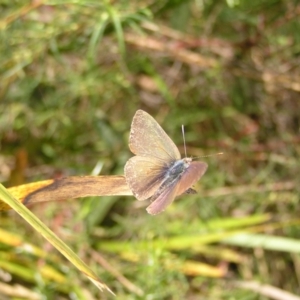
[[151, 158, 191, 199], [125, 110, 207, 215]]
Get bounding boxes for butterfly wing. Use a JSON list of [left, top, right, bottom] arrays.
[[125, 110, 208, 211], [146, 182, 179, 215], [125, 110, 181, 201], [128, 110, 181, 162], [125, 156, 168, 200], [176, 161, 208, 196], [146, 161, 208, 214]]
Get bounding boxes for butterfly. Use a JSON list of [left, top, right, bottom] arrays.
[[124, 110, 208, 215]]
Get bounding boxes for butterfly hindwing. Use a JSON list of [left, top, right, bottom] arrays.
[[125, 156, 169, 200], [146, 181, 179, 215]]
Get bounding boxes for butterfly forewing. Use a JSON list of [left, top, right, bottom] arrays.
[[125, 156, 167, 200], [129, 110, 181, 162], [176, 161, 208, 196]]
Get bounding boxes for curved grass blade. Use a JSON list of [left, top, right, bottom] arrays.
[[0, 183, 114, 295]]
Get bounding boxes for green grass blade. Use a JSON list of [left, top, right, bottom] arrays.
[[0, 183, 113, 294], [222, 233, 300, 253]]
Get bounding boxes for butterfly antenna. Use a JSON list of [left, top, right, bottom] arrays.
[[182, 125, 187, 158], [195, 152, 224, 159]]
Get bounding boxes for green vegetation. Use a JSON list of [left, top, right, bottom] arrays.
[[1, 0, 300, 299]]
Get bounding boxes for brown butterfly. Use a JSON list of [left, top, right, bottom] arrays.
[[125, 110, 208, 215]]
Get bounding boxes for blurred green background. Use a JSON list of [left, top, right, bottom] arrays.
[[1, 0, 300, 299]]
